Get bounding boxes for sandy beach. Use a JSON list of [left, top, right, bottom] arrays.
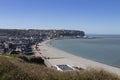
[[38, 40, 120, 75]]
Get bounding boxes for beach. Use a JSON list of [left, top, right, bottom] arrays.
[[38, 40, 120, 75]]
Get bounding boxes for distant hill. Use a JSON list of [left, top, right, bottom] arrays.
[[0, 29, 85, 38]]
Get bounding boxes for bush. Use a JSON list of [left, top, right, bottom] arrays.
[[18, 56, 44, 64]]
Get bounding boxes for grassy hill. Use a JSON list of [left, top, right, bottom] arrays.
[[0, 54, 119, 80]]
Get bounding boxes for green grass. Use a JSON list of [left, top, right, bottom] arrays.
[[0, 54, 119, 80]]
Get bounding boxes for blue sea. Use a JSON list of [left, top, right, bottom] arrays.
[[52, 35, 120, 68]]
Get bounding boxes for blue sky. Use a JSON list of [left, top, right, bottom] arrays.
[[0, 0, 120, 34]]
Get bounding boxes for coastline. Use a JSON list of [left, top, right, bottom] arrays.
[[38, 39, 120, 75]]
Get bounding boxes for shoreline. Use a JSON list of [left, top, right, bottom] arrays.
[[38, 39, 120, 75]]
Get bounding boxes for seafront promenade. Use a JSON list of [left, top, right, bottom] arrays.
[[36, 40, 120, 75]]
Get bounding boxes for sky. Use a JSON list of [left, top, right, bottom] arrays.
[[0, 0, 120, 34]]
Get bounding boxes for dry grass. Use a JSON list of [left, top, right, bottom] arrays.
[[0, 54, 120, 80]]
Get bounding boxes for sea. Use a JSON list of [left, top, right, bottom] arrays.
[[52, 35, 120, 68]]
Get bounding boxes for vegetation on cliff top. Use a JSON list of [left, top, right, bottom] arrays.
[[0, 54, 119, 80]]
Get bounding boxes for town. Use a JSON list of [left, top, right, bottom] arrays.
[[0, 29, 85, 55]]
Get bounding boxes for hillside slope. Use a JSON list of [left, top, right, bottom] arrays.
[[0, 54, 119, 80]]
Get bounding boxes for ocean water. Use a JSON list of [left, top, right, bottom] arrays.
[[52, 35, 120, 68]]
